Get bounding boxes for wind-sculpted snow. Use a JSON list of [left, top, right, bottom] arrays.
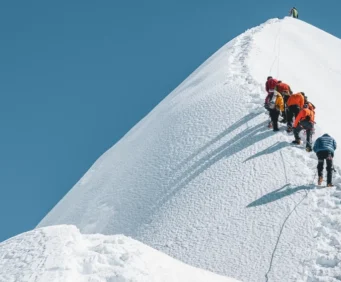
[[37, 17, 341, 281], [0, 225, 239, 282]]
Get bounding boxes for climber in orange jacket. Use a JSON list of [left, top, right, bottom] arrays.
[[286, 92, 305, 131], [303, 95, 316, 112], [292, 104, 315, 151]]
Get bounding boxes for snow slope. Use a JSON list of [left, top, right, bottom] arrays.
[[0, 225, 239, 282], [37, 17, 341, 281]]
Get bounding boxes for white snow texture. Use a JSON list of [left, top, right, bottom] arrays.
[[2, 17, 341, 281], [0, 225, 239, 282]]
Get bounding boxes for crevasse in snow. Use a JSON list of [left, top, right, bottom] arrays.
[[30, 17, 341, 281]]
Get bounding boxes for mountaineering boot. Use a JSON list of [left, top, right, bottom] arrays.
[[292, 139, 301, 145], [327, 183, 334, 187], [286, 126, 292, 133], [318, 176, 323, 185], [273, 128, 279, 132], [306, 146, 312, 152]]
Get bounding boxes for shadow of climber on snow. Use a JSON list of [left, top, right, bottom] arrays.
[[246, 184, 315, 208]]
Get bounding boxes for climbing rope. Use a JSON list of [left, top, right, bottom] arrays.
[[269, 20, 283, 77], [276, 22, 282, 77]]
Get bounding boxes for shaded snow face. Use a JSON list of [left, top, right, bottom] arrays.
[[0, 225, 239, 282], [37, 17, 341, 281]]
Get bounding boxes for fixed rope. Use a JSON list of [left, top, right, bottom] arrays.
[[265, 155, 316, 282], [269, 20, 283, 76]]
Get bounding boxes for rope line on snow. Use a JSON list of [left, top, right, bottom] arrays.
[[265, 154, 316, 281], [276, 22, 282, 77], [269, 20, 282, 76], [264, 187, 311, 282]]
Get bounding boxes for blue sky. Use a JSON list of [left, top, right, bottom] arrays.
[[0, 0, 340, 242]]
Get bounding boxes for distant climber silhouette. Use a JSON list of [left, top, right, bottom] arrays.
[[289, 7, 298, 18]]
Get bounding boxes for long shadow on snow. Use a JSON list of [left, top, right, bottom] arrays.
[[243, 141, 290, 163], [156, 120, 273, 209], [176, 111, 263, 171], [246, 184, 315, 208]]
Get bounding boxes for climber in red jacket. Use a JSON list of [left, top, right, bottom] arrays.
[[265, 76, 278, 104]]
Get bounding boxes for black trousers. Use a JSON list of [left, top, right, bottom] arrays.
[[294, 120, 314, 148], [317, 151, 334, 184], [287, 105, 300, 127], [269, 109, 280, 130]]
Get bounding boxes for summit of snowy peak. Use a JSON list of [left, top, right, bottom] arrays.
[[36, 17, 341, 282]]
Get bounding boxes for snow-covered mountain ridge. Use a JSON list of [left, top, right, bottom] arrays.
[[36, 17, 341, 281], [0, 225, 239, 282], [1, 17, 341, 281]]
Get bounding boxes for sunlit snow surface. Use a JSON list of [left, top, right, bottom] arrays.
[[0, 225, 239, 282], [33, 17, 341, 281]]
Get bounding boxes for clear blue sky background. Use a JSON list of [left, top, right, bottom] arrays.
[[0, 0, 340, 242]]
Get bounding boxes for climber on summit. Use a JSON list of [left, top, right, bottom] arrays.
[[289, 7, 298, 18], [275, 80, 293, 123], [292, 104, 315, 151], [267, 90, 284, 132], [286, 92, 305, 132], [313, 134, 337, 187]]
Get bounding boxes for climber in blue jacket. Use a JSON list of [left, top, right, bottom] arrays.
[[313, 133, 337, 186]]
